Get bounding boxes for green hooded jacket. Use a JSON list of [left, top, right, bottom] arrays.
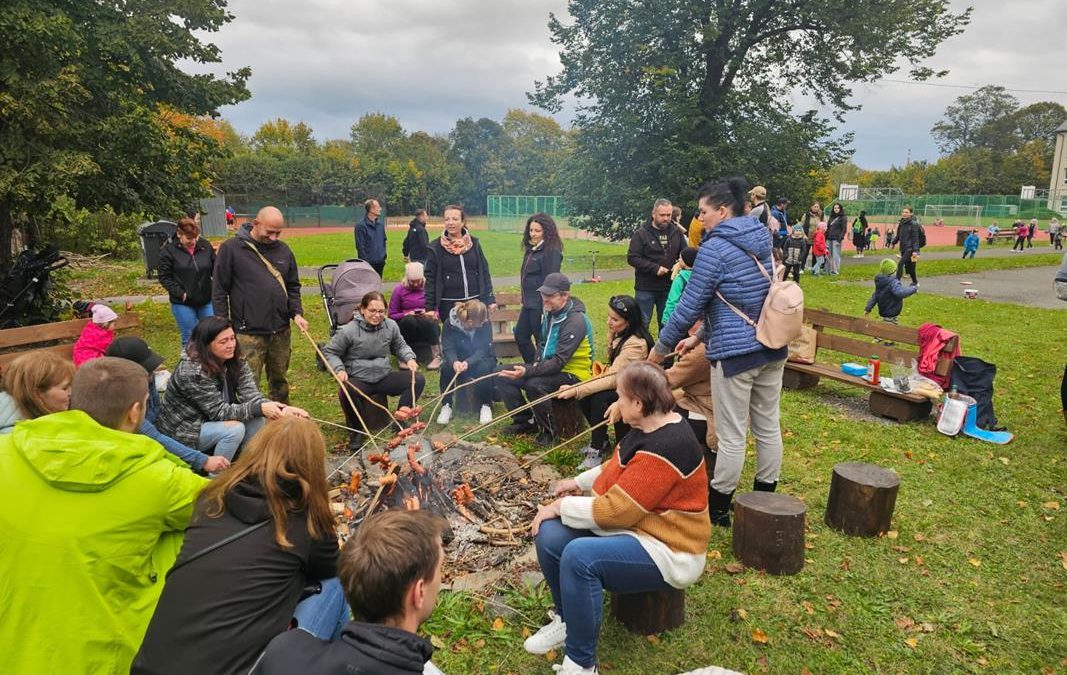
[[0, 410, 208, 675]]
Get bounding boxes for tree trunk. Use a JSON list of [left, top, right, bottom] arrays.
[[732, 491, 806, 575], [610, 588, 686, 635], [824, 462, 900, 537]]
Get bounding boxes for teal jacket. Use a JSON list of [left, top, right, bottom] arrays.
[[662, 269, 692, 326], [0, 410, 207, 674]]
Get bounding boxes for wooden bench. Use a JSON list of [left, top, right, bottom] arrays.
[[489, 292, 523, 359], [0, 312, 143, 374], [985, 231, 1015, 245], [783, 308, 956, 422]]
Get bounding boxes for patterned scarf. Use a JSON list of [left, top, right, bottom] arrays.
[[441, 227, 474, 255]]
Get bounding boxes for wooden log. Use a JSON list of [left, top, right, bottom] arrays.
[[869, 390, 932, 422], [551, 399, 586, 439], [610, 588, 686, 635], [732, 492, 806, 575], [825, 462, 900, 537], [782, 367, 820, 390]]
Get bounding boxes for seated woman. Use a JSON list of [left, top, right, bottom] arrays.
[[526, 362, 711, 675], [132, 417, 347, 675], [0, 352, 74, 434], [158, 316, 306, 462], [388, 262, 442, 370], [556, 295, 652, 468], [323, 291, 424, 450], [436, 299, 497, 426]]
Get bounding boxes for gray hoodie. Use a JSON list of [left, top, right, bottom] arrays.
[[322, 315, 416, 384], [0, 391, 24, 435]]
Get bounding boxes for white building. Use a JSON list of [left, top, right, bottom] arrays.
[[1048, 119, 1067, 215]]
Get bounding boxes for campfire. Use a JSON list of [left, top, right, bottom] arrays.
[[329, 430, 561, 581]]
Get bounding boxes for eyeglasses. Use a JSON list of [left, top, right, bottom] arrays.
[[609, 296, 629, 315], [363, 308, 386, 315]]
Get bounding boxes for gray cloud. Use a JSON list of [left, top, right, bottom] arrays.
[[196, 0, 1067, 169]]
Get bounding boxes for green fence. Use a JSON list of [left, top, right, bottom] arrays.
[[839, 193, 1060, 228], [486, 195, 566, 232], [228, 203, 373, 228]]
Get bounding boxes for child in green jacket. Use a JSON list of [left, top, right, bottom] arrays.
[[663, 247, 698, 325]]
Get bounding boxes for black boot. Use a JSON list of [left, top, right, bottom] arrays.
[[346, 432, 365, 452], [753, 479, 777, 492], [703, 448, 718, 475], [708, 488, 734, 527]]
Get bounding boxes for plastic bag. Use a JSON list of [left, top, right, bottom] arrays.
[[907, 359, 943, 400]]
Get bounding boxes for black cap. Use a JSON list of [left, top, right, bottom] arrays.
[[681, 247, 698, 268], [106, 336, 164, 373], [536, 272, 572, 295]]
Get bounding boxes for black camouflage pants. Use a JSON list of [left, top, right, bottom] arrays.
[[238, 329, 292, 403]]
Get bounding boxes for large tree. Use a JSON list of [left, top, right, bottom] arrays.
[[531, 0, 970, 236], [0, 0, 249, 270]]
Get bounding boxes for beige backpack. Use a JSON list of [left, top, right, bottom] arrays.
[[716, 253, 805, 349]]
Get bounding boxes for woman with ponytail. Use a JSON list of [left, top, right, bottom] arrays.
[[649, 177, 787, 528]]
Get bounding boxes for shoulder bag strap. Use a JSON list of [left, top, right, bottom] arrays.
[[166, 519, 270, 579], [242, 240, 288, 295]]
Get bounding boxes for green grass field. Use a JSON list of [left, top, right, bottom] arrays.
[[125, 260, 1067, 675]]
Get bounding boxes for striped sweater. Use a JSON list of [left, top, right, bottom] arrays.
[[559, 417, 710, 588]]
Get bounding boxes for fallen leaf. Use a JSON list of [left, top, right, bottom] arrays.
[[707, 549, 722, 560], [886, 530, 899, 540], [892, 545, 911, 553], [1042, 500, 1060, 510], [545, 649, 557, 662], [968, 558, 982, 567], [920, 622, 936, 633], [839, 558, 851, 571], [801, 668, 813, 675], [1017, 500, 1028, 508], [904, 637, 919, 649], [521, 627, 532, 638], [800, 626, 823, 640], [898, 557, 910, 564], [914, 555, 925, 566], [646, 634, 661, 646], [976, 657, 988, 666], [755, 655, 769, 672], [1060, 551, 1067, 571], [913, 532, 925, 541], [802, 601, 815, 615], [922, 499, 933, 507], [824, 628, 842, 639], [491, 616, 505, 631], [804, 542, 815, 550], [430, 635, 447, 650], [725, 562, 745, 574], [473, 638, 486, 650], [729, 608, 748, 623], [998, 456, 1010, 465], [751, 628, 769, 644], [894, 616, 916, 631]]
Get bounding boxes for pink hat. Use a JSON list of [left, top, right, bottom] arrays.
[[91, 304, 119, 325]]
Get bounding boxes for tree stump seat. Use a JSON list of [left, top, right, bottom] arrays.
[[610, 587, 686, 635], [732, 492, 806, 575], [824, 462, 900, 537]]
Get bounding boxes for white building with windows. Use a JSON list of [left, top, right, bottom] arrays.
[[1048, 120, 1067, 215]]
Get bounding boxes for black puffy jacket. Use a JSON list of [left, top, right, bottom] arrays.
[[519, 243, 563, 309], [157, 236, 215, 307], [212, 224, 303, 335]]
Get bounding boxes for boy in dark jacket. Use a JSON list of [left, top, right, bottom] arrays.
[[252, 510, 448, 675], [402, 209, 430, 264], [782, 225, 808, 282], [865, 258, 918, 324]]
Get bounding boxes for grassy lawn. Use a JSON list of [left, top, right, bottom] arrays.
[[284, 229, 631, 279], [129, 265, 1067, 675]]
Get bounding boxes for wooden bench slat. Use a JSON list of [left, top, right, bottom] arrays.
[[786, 361, 928, 402], [806, 308, 918, 345], [495, 292, 522, 305], [0, 313, 143, 374], [814, 332, 919, 368], [0, 344, 75, 370]]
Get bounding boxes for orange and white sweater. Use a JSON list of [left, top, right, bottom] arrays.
[[559, 417, 711, 588]]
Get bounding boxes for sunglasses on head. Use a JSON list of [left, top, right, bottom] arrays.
[[609, 296, 629, 315]]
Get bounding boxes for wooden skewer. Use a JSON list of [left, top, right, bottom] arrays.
[[298, 327, 384, 453], [418, 370, 499, 410], [472, 419, 611, 494], [424, 369, 461, 429], [410, 369, 417, 413]]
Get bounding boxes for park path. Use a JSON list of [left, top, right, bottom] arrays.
[[94, 245, 1063, 305], [854, 265, 1064, 310]]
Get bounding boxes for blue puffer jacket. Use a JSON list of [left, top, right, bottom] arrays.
[[656, 215, 774, 361]]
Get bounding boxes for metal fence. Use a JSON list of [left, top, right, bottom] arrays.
[[486, 195, 566, 232], [838, 191, 1062, 227], [226, 202, 375, 228]]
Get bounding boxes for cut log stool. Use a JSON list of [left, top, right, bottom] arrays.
[[824, 462, 900, 537], [610, 588, 686, 635], [732, 492, 806, 575]]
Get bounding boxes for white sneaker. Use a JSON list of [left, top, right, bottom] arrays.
[[524, 611, 567, 655], [552, 656, 598, 674], [436, 404, 453, 425], [479, 404, 493, 425], [578, 445, 602, 470]]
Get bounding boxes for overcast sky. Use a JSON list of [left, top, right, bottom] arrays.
[[198, 0, 1067, 170]]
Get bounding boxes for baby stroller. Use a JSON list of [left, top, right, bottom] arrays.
[[0, 246, 69, 328], [315, 259, 382, 371]]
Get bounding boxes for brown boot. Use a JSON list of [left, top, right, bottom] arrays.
[[427, 344, 443, 371]]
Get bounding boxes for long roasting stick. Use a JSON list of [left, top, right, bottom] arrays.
[[471, 419, 611, 493]]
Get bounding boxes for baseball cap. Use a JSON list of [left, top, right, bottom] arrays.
[[106, 336, 165, 373], [536, 272, 572, 295]]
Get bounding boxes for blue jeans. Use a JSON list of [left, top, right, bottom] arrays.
[[293, 578, 350, 640], [172, 302, 214, 347], [535, 519, 669, 668], [197, 416, 266, 461], [829, 241, 842, 274], [634, 289, 667, 331]]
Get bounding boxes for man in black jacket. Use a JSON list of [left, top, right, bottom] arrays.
[[627, 198, 686, 330], [252, 510, 447, 675], [402, 209, 431, 264], [895, 206, 923, 286], [212, 206, 309, 403]]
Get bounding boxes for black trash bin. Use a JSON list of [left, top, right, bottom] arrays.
[[138, 220, 177, 278], [955, 229, 969, 247]]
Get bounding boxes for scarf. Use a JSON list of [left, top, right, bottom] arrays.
[[441, 227, 474, 255]]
